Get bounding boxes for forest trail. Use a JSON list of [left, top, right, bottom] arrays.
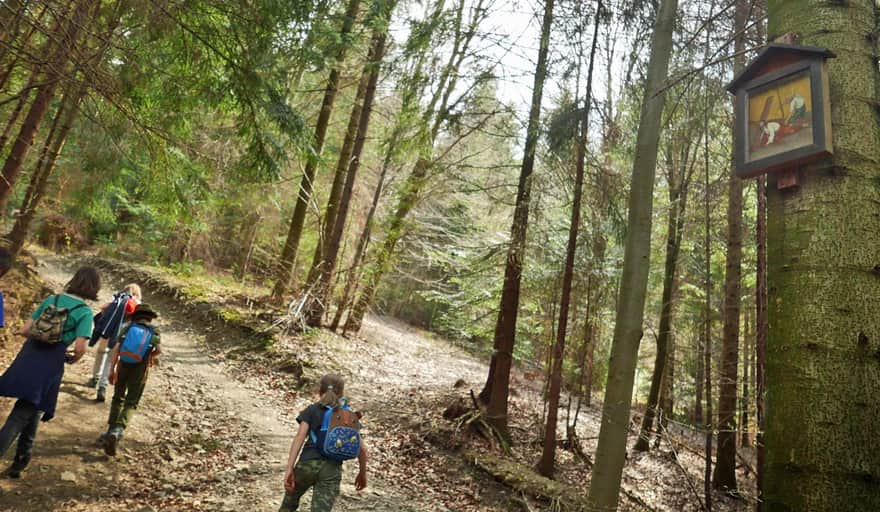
[[0, 253, 755, 512], [0, 254, 514, 511]]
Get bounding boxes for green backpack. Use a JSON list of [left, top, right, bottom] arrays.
[[31, 295, 86, 345]]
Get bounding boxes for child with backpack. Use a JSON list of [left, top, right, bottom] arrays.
[[88, 283, 142, 402], [279, 374, 369, 512], [0, 266, 100, 479], [100, 303, 160, 456]]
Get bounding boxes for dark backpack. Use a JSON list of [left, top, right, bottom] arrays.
[[310, 401, 362, 462], [118, 323, 155, 364], [31, 295, 86, 345], [95, 292, 131, 338]]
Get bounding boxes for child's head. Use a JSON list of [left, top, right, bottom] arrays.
[[123, 283, 142, 301], [0, 247, 11, 279], [131, 303, 158, 324], [318, 374, 345, 407], [65, 266, 101, 300]]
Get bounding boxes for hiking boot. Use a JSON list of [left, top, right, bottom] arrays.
[[5, 456, 28, 479], [96, 387, 106, 403], [87, 377, 98, 388], [104, 431, 118, 457]]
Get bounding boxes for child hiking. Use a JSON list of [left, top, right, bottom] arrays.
[[100, 303, 160, 456], [0, 266, 100, 480], [88, 283, 142, 402], [279, 374, 369, 512]]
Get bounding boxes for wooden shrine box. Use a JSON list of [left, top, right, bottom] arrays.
[[726, 44, 835, 179]]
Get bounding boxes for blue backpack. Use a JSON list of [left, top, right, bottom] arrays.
[[118, 323, 155, 364], [310, 402, 362, 462]]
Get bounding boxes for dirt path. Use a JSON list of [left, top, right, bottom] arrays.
[[0, 255, 516, 511]]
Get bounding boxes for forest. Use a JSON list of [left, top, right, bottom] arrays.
[[0, 0, 877, 511]]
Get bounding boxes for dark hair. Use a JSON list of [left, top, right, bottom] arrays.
[[0, 247, 10, 277], [65, 266, 100, 301], [318, 374, 345, 407]]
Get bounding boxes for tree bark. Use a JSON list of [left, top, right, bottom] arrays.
[[755, 173, 767, 511], [695, 332, 704, 425], [7, 83, 86, 256], [0, 0, 94, 213], [331, 122, 396, 332], [536, 0, 600, 478], [586, 0, 678, 507], [0, 65, 39, 157], [712, 0, 748, 493], [331, 25, 432, 332], [476, 0, 554, 440], [0, 2, 47, 94], [634, 182, 684, 452], [342, 0, 482, 334], [702, 52, 714, 512], [343, 155, 429, 334], [271, 0, 362, 301], [740, 308, 751, 448], [0, 0, 25, 63], [305, 0, 397, 327], [303, 62, 370, 294], [762, 2, 880, 510]]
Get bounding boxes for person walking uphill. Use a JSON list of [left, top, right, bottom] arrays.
[[280, 374, 369, 511], [0, 266, 100, 480], [88, 283, 142, 402], [101, 303, 160, 456]]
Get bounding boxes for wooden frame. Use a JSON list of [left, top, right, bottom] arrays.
[[731, 53, 833, 178]]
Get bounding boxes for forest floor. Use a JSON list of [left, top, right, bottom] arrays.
[[0, 251, 756, 511]]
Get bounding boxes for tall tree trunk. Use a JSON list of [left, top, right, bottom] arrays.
[[755, 173, 767, 511], [271, 0, 362, 300], [575, 273, 596, 415], [343, 0, 484, 334], [477, 0, 554, 440], [331, 129, 395, 332], [713, 0, 748, 493], [536, 0, 600, 477], [695, 331, 704, 425], [754, 0, 768, 503], [586, 0, 678, 506], [635, 182, 685, 452], [657, 328, 674, 445], [303, 62, 370, 294], [7, 83, 86, 256], [762, 3, 880, 510], [331, 38, 430, 332], [702, 64, 714, 512], [0, 0, 25, 63], [0, 0, 94, 213], [0, 66, 39, 156], [740, 307, 751, 448], [343, 155, 429, 333], [305, 0, 397, 327], [0, 2, 47, 93]]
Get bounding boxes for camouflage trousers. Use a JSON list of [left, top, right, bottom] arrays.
[[279, 459, 342, 512]]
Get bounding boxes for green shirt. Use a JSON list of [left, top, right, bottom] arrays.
[[31, 294, 94, 346]]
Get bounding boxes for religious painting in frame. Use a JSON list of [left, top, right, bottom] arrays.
[[729, 45, 833, 179]]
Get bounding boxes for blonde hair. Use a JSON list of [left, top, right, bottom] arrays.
[[123, 283, 142, 301], [318, 374, 345, 407]]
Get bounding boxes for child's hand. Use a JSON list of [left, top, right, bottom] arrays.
[[355, 470, 367, 491], [108, 371, 117, 385], [284, 469, 295, 492]]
